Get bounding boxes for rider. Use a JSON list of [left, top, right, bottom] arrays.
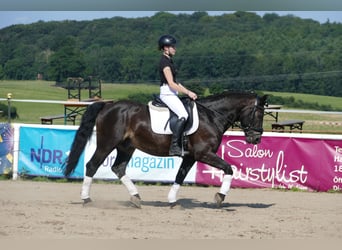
[[158, 34, 198, 156]]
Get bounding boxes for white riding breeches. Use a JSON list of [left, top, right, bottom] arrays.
[[160, 85, 188, 120]]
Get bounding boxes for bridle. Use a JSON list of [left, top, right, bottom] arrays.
[[195, 95, 265, 134], [241, 97, 265, 135]]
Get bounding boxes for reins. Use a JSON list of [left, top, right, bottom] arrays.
[[195, 96, 264, 133], [195, 100, 235, 126]]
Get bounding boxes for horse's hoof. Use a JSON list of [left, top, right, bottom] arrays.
[[130, 194, 142, 208], [169, 202, 178, 208], [214, 192, 225, 208], [169, 202, 184, 210], [82, 198, 92, 205]]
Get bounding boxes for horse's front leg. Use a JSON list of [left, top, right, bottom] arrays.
[[199, 152, 233, 207], [111, 149, 141, 208], [168, 156, 196, 207]]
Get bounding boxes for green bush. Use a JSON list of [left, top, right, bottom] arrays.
[[0, 103, 19, 119]]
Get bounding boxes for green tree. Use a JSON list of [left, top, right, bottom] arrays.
[[48, 37, 86, 82], [1, 11, 342, 96]]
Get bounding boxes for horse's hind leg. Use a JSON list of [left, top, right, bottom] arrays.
[[111, 148, 141, 208], [81, 146, 115, 203]]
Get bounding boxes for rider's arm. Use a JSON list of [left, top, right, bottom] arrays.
[[163, 67, 197, 100]]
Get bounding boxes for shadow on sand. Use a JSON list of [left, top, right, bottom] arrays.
[[70, 198, 275, 211], [138, 198, 275, 211]]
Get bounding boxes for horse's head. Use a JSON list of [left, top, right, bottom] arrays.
[[239, 95, 268, 144]]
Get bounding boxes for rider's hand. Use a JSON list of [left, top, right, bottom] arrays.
[[188, 91, 197, 100]]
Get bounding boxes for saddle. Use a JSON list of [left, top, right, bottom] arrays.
[[148, 95, 199, 135]]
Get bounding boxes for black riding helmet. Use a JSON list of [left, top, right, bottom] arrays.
[[158, 35, 177, 50]]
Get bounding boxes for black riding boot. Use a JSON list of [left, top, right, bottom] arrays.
[[169, 117, 186, 156]]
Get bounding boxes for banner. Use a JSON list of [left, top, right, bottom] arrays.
[[86, 132, 196, 182], [196, 134, 342, 192], [0, 123, 13, 175], [18, 126, 84, 178], [14, 125, 342, 192]]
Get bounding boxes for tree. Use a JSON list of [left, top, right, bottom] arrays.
[[48, 37, 86, 82], [0, 11, 342, 96]]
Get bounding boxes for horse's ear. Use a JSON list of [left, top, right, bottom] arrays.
[[261, 95, 269, 107]]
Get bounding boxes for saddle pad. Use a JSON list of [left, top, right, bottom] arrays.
[[148, 101, 199, 135]]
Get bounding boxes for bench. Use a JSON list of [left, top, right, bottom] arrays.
[[272, 119, 305, 133], [40, 114, 77, 125]]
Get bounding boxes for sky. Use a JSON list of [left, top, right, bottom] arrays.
[[0, 11, 342, 30]]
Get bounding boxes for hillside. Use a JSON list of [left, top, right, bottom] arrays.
[[0, 11, 341, 97]]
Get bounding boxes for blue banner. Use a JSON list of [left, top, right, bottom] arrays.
[[18, 127, 84, 178]]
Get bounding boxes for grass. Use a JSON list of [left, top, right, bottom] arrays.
[[1, 80, 342, 133], [263, 91, 342, 134], [265, 91, 342, 110], [0, 80, 159, 124], [261, 111, 342, 134]]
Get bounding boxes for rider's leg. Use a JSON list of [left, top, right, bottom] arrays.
[[169, 117, 186, 156], [159, 93, 188, 156]]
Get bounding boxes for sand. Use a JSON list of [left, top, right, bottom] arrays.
[[0, 180, 341, 239]]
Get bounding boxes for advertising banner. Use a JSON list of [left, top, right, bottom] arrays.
[[18, 126, 84, 178], [0, 123, 13, 175], [196, 134, 342, 192], [86, 133, 196, 183], [14, 125, 342, 192]]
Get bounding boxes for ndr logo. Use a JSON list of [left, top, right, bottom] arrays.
[[30, 136, 64, 165], [30, 148, 63, 164]]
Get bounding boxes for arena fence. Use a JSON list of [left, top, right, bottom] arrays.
[[1, 123, 341, 192]]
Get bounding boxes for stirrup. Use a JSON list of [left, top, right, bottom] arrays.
[[169, 146, 182, 156], [169, 147, 189, 157]]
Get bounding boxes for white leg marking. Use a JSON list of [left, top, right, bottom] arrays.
[[81, 176, 93, 200]]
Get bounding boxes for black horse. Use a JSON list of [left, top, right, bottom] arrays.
[[64, 91, 267, 208]]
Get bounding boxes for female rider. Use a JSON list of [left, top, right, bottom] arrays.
[[158, 34, 197, 156]]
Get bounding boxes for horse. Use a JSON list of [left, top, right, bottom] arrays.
[[63, 91, 267, 208]]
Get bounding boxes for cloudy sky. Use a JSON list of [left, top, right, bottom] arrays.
[[0, 11, 342, 30]]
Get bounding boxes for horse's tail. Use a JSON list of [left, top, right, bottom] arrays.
[[63, 101, 106, 177]]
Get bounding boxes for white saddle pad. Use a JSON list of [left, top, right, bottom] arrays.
[[148, 101, 199, 135]]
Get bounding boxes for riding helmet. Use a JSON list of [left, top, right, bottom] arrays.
[[158, 35, 177, 50]]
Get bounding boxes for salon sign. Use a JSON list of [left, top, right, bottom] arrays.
[[196, 133, 342, 192]]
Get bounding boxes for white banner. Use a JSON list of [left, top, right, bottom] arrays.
[[85, 132, 196, 183]]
